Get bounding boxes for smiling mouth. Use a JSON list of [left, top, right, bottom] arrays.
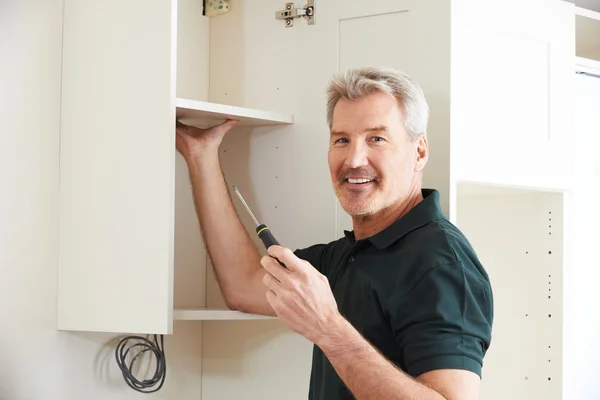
[[346, 178, 374, 184]]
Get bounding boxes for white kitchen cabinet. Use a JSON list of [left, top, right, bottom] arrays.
[[57, 0, 292, 336], [56, 0, 592, 399], [450, 0, 575, 193]]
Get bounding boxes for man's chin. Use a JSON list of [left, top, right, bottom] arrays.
[[340, 201, 379, 217]]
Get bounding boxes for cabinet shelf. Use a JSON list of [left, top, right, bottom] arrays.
[[175, 98, 294, 127], [173, 308, 275, 321]]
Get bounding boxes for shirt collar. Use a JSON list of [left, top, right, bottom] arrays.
[[343, 189, 445, 249]]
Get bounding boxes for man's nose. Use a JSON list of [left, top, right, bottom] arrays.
[[345, 142, 369, 168]]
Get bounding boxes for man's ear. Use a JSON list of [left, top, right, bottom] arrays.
[[414, 135, 429, 172]]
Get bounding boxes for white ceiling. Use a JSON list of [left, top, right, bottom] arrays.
[[566, 0, 600, 12]]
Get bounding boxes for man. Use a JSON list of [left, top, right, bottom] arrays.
[[175, 66, 493, 400]]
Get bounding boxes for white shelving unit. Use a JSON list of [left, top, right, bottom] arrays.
[[55, 0, 600, 399], [174, 99, 291, 323]]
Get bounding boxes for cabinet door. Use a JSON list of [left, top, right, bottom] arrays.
[[451, 0, 574, 190], [334, 0, 455, 232], [58, 0, 176, 334]]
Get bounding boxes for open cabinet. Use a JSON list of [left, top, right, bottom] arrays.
[[56, 0, 590, 398]]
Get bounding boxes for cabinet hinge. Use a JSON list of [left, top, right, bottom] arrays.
[[203, 0, 230, 18], [275, 0, 315, 27]]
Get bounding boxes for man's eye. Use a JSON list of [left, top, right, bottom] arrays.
[[371, 136, 384, 142], [335, 138, 348, 143]]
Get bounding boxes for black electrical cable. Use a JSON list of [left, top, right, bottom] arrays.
[[115, 334, 166, 394]]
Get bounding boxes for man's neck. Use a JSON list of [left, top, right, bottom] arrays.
[[352, 187, 424, 241]]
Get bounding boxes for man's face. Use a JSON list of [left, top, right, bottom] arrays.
[[328, 91, 427, 217]]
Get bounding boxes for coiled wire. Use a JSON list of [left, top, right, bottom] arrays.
[[115, 334, 166, 393]]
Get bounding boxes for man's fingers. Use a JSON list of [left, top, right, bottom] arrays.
[[214, 119, 239, 132], [267, 246, 307, 273], [260, 254, 288, 281], [262, 270, 280, 289], [265, 289, 277, 307], [223, 118, 239, 126]]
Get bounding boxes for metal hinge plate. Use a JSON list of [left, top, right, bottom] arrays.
[[203, 0, 230, 18], [275, 0, 315, 27]]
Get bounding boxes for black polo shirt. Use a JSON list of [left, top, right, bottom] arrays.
[[294, 188, 493, 400]]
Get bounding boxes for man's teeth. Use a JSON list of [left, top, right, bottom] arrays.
[[347, 178, 372, 184]]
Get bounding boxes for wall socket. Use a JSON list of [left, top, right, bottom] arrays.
[[203, 0, 230, 17]]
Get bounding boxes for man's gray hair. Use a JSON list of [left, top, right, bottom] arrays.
[[326, 66, 429, 140]]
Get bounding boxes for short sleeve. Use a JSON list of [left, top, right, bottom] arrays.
[[388, 261, 493, 378], [294, 244, 328, 275]]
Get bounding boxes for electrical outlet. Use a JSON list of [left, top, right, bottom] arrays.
[[204, 0, 230, 17]]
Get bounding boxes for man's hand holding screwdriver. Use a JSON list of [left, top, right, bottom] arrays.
[[261, 245, 345, 349]]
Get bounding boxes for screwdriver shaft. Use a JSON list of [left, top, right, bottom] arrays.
[[233, 185, 260, 226], [232, 185, 286, 268]]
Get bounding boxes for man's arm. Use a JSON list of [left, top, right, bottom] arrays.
[[318, 317, 480, 400], [176, 119, 274, 316]]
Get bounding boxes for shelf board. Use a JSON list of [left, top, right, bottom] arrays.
[[173, 308, 276, 321], [175, 98, 293, 127]]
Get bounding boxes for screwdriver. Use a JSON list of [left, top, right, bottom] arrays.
[[233, 185, 286, 268]]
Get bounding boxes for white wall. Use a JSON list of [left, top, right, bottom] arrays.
[[0, 1, 203, 398]]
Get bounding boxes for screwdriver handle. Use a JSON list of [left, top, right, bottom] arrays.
[[256, 224, 286, 268], [256, 224, 280, 248]]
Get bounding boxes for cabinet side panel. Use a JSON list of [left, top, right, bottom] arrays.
[[173, 0, 209, 314], [562, 73, 600, 400], [58, 0, 176, 334], [176, 0, 210, 101], [456, 186, 562, 399]]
